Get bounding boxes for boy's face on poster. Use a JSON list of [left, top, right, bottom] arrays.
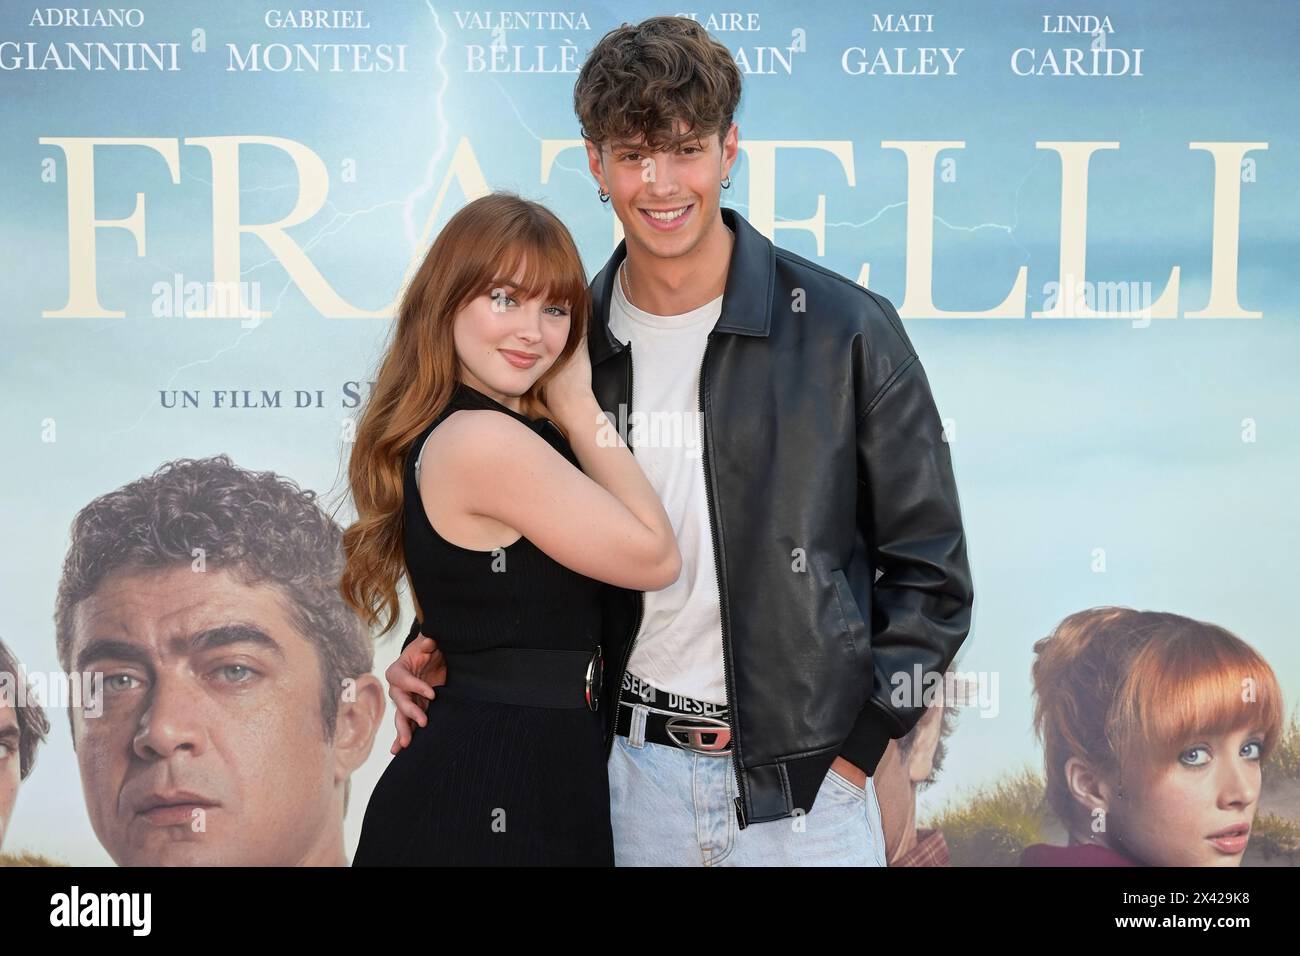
[[1109, 726, 1264, 866], [67, 564, 345, 866], [588, 119, 739, 262], [0, 701, 18, 850]]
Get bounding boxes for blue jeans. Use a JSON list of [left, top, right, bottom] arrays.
[[607, 703, 888, 866]]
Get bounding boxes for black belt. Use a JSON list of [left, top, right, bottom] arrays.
[[615, 675, 732, 755], [438, 645, 603, 710]]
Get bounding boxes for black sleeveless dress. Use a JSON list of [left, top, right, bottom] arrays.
[[352, 382, 613, 866]]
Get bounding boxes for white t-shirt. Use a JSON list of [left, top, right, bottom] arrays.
[[608, 255, 727, 705]]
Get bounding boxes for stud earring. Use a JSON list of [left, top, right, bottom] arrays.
[[598, 187, 610, 203]]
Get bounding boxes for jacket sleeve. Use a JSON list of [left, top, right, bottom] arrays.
[[837, 291, 974, 776]]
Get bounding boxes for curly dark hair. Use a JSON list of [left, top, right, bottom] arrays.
[[574, 15, 742, 151], [54, 455, 372, 744], [0, 638, 51, 782]]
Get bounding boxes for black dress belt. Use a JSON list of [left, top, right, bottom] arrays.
[[438, 646, 603, 711]]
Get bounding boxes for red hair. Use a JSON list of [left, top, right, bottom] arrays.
[[339, 193, 590, 636], [1030, 607, 1283, 829]]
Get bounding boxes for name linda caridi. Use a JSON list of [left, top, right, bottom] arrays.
[[160, 383, 373, 409]]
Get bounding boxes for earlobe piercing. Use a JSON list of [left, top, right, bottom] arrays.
[[598, 187, 611, 202], [721, 175, 732, 189]]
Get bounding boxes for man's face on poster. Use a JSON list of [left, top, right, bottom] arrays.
[[0, 699, 19, 850], [68, 563, 344, 865]]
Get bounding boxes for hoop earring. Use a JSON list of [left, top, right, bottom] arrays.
[[721, 175, 731, 189], [598, 187, 611, 203]]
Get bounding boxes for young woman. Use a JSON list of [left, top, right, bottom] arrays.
[[1020, 606, 1284, 866], [340, 192, 680, 865]]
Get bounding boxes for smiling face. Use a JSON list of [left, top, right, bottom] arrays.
[[1094, 726, 1264, 866], [452, 265, 573, 405], [586, 119, 738, 263], [67, 563, 371, 866]]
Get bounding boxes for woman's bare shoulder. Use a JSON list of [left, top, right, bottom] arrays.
[[419, 408, 549, 474]]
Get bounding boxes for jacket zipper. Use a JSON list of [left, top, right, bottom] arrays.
[[697, 334, 747, 829], [605, 342, 646, 757]]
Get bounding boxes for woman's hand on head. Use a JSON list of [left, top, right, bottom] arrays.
[[541, 334, 594, 425]]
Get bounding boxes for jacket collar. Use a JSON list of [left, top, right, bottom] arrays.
[[589, 206, 774, 365]]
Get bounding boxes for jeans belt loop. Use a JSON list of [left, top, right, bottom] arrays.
[[629, 704, 648, 749]]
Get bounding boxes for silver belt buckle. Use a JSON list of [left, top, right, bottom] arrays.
[[584, 645, 603, 712], [664, 715, 731, 755]]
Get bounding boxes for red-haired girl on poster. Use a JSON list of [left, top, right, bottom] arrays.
[[1021, 607, 1284, 866]]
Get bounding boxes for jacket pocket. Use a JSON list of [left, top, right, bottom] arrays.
[[830, 567, 870, 670]]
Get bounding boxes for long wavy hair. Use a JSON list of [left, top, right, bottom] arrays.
[[340, 192, 591, 635]]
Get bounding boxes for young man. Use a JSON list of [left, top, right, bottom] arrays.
[[1, 637, 50, 854], [394, 15, 973, 865]]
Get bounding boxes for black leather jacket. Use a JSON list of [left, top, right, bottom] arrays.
[[405, 206, 974, 829]]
